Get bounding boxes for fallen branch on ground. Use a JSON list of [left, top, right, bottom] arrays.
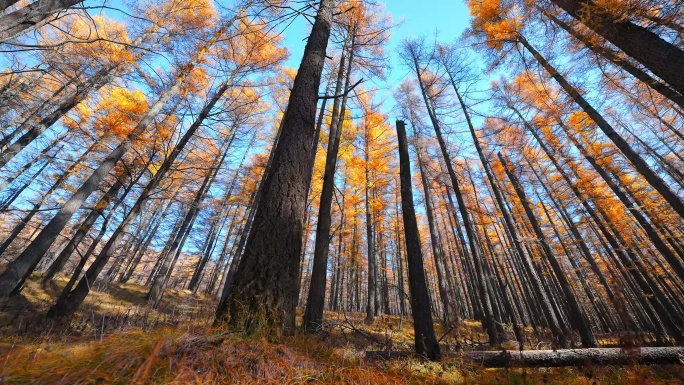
[[366, 347, 684, 367]]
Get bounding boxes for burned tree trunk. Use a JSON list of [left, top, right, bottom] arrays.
[[303, 43, 354, 332], [215, 0, 335, 336], [395, 119, 440, 361]]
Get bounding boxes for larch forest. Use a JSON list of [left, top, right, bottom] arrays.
[[0, 0, 683, 383]]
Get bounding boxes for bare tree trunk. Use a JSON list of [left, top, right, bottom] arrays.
[[302, 44, 350, 332], [413, 132, 452, 323], [216, 0, 335, 336], [540, 7, 684, 109], [0, 0, 83, 42], [368, 347, 684, 367], [517, 34, 684, 222], [215, 119, 282, 313], [394, 186, 407, 317], [548, 0, 684, 95], [395, 119, 440, 361], [499, 153, 597, 347]]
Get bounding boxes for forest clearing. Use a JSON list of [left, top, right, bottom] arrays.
[[1, 0, 683, 383]]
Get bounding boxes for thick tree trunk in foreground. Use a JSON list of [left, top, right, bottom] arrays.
[[540, 7, 684, 109], [0, 0, 83, 42], [367, 347, 684, 367], [215, 122, 282, 314], [548, 0, 684, 96], [302, 47, 349, 332], [215, 0, 335, 336], [396, 119, 440, 361]]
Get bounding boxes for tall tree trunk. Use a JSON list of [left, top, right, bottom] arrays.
[[364, 114, 377, 324], [0, 0, 84, 41], [499, 153, 597, 347], [409, 46, 500, 345], [215, 120, 282, 312], [215, 0, 335, 336], [413, 131, 452, 323], [540, 7, 684, 109], [394, 186, 407, 317], [517, 34, 684, 221], [302, 44, 351, 332], [396, 119, 440, 361], [547, 0, 684, 95]]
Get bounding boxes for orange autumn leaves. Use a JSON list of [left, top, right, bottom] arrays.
[[468, 0, 519, 49], [64, 86, 149, 139]]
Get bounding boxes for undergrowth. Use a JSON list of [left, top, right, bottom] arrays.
[[1, 278, 682, 384], [2, 325, 683, 384]]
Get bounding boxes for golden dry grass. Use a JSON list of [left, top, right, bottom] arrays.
[[1, 279, 683, 384], [2, 325, 683, 384]]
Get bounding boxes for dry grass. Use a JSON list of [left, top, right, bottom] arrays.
[[1, 279, 683, 384], [2, 325, 683, 384], [0, 275, 216, 338]]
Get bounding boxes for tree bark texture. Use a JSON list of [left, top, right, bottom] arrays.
[[396, 119, 441, 361], [216, 0, 335, 336]]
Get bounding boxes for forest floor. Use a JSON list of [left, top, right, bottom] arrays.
[[0, 277, 683, 384]]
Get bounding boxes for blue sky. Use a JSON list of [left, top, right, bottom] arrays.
[[279, 0, 473, 116]]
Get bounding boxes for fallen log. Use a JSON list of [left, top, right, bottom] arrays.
[[366, 347, 684, 367]]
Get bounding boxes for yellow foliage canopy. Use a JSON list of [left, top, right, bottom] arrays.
[[93, 87, 150, 138], [468, 0, 518, 50]]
